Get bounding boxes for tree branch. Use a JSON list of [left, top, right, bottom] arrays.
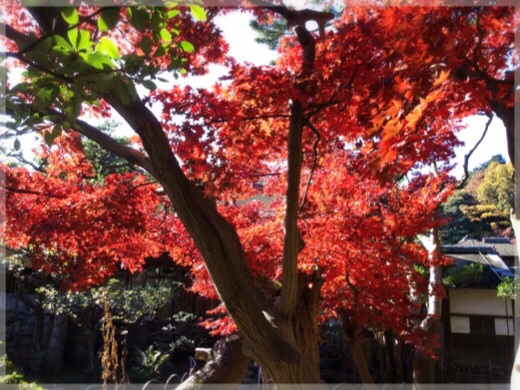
[[456, 114, 493, 189], [466, 9, 513, 87], [72, 117, 154, 173], [280, 99, 305, 318], [103, 92, 301, 365], [8, 105, 154, 174], [300, 118, 321, 212]]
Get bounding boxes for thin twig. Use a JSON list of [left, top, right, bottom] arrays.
[[456, 113, 493, 189]]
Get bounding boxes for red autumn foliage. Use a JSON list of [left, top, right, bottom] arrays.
[[2, 2, 515, 376]]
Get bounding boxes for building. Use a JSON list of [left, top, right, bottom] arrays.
[[442, 237, 516, 383]]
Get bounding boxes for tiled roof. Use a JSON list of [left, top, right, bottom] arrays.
[[447, 237, 517, 257]]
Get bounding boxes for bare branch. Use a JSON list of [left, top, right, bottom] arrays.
[[71, 117, 154, 174], [9, 105, 155, 174], [456, 114, 493, 189]]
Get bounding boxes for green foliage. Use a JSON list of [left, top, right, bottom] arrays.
[[497, 276, 518, 300], [3, 5, 201, 145], [0, 354, 44, 389], [440, 157, 513, 243], [476, 161, 514, 213], [443, 263, 484, 288], [439, 190, 488, 243], [460, 203, 511, 232], [36, 277, 179, 324], [82, 120, 135, 182], [130, 345, 169, 382], [471, 154, 506, 174], [249, 19, 289, 50]]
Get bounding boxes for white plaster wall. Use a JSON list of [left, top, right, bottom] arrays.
[[449, 288, 513, 316]]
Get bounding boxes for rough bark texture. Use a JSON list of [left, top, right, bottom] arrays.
[[280, 100, 305, 318], [340, 315, 376, 388], [20, 6, 332, 384], [511, 215, 520, 386], [175, 335, 250, 390]]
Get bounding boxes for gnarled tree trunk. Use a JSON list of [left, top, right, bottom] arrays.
[[18, 5, 333, 385], [176, 335, 250, 389]]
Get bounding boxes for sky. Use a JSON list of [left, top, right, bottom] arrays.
[[1, 9, 511, 177]]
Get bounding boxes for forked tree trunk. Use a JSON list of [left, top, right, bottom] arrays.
[[20, 6, 332, 385]]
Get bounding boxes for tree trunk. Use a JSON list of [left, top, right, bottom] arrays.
[[383, 330, 403, 383], [340, 316, 376, 388], [348, 338, 376, 387], [247, 271, 324, 385], [21, 6, 332, 384], [175, 335, 250, 389], [412, 352, 435, 386], [510, 214, 520, 386], [413, 230, 443, 388]]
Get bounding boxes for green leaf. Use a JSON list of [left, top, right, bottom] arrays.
[[44, 125, 62, 146], [159, 28, 172, 43], [97, 8, 120, 32], [180, 41, 195, 53], [153, 44, 167, 58], [113, 76, 133, 105], [139, 36, 153, 56], [129, 8, 148, 33], [67, 28, 79, 48], [70, 93, 82, 118], [189, 5, 207, 21], [167, 9, 180, 19], [87, 51, 113, 70], [61, 8, 79, 25], [96, 37, 120, 60], [77, 30, 92, 51], [54, 35, 73, 50], [151, 11, 163, 33], [141, 80, 157, 90], [14, 138, 21, 151]]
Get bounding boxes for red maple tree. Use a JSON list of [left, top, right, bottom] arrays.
[[1, 1, 515, 384]]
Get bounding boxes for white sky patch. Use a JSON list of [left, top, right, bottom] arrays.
[[451, 115, 510, 178]]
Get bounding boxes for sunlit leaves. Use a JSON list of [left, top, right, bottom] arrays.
[[180, 40, 195, 53], [96, 37, 121, 60], [4, 132, 178, 289], [432, 69, 450, 87], [189, 5, 207, 22], [61, 8, 79, 25]]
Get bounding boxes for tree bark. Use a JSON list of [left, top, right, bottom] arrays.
[[16, 6, 332, 384], [340, 315, 377, 389], [510, 214, 520, 386], [175, 335, 250, 390], [413, 230, 443, 388]]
